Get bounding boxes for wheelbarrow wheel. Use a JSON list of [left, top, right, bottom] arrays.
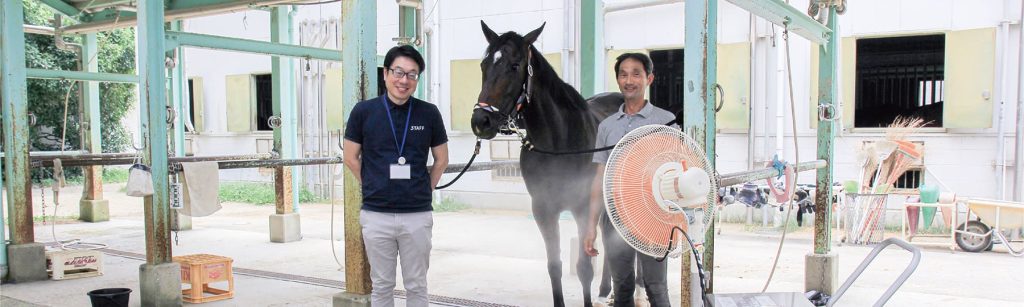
[[956, 221, 992, 253]]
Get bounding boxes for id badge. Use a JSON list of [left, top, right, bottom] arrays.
[[390, 164, 411, 179]]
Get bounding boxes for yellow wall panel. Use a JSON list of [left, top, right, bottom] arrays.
[[324, 68, 345, 131], [190, 77, 205, 133], [716, 42, 751, 130], [225, 74, 252, 132], [944, 28, 995, 128], [450, 59, 482, 132], [841, 37, 856, 129]]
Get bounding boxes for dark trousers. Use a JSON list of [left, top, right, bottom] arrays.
[[601, 215, 671, 307]]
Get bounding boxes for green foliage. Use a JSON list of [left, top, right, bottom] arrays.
[[102, 168, 129, 183], [433, 196, 470, 212], [22, 2, 137, 181], [219, 182, 321, 205]]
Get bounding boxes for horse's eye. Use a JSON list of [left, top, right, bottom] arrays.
[[510, 63, 520, 71]]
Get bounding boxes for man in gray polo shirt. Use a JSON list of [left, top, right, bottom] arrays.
[[584, 53, 676, 307]]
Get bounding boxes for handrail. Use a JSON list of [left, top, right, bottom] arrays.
[[828, 238, 921, 307]]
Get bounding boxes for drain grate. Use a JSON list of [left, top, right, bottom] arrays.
[[98, 248, 517, 307]]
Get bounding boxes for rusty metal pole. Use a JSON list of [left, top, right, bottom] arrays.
[[684, 0, 719, 303], [138, 0, 173, 265], [79, 32, 109, 223], [1, 0, 34, 247], [340, 0, 377, 298]]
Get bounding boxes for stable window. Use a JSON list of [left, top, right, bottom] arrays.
[[187, 79, 197, 129], [855, 35, 944, 128], [253, 74, 274, 131]]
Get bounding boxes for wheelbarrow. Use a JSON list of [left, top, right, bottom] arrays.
[[954, 198, 1024, 256]]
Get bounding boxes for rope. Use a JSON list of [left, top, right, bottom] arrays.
[[761, 20, 802, 293], [435, 139, 481, 189]]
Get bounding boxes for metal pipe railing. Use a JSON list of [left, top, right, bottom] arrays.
[[718, 160, 827, 187], [20, 153, 515, 175]]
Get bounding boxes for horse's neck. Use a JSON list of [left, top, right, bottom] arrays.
[[524, 83, 597, 149]]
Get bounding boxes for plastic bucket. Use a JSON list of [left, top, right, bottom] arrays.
[[87, 288, 131, 307]]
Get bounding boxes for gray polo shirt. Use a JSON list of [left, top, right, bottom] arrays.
[[593, 101, 677, 164]]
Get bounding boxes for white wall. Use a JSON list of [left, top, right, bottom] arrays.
[[180, 0, 1021, 200]]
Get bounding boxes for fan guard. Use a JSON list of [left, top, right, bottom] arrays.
[[603, 125, 717, 258]]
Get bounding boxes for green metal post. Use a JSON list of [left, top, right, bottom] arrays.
[[79, 33, 108, 223], [342, 0, 377, 296], [1, 0, 35, 246], [685, 0, 719, 295], [82, 34, 103, 154], [580, 0, 603, 97], [814, 8, 838, 255], [168, 22, 186, 158], [138, 0, 173, 265], [0, 146, 5, 275], [271, 6, 300, 212]]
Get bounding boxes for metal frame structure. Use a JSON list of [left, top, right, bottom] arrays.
[[3, 0, 841, 304]]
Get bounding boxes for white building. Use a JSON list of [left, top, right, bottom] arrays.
[[173, 0, 1023, 208]]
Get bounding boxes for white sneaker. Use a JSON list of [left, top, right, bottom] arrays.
[[594, 296, 610, 307]]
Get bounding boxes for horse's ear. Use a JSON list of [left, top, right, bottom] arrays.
[[481, 21, 498, 45], [523, 22, 546, 45]]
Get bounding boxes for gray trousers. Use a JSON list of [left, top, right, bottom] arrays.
[[601, 215, 671, 307], [360, 210, 433, 307]]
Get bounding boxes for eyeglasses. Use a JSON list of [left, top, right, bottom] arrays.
[[387, 68, 420, 81]]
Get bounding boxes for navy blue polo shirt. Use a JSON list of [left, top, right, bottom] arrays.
[[344, 95, 448, 213]]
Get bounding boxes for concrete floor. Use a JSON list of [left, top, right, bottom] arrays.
[[2, 183, 1022, 306]]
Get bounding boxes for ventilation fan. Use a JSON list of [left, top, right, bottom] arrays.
[[603, 125, 717, 258]]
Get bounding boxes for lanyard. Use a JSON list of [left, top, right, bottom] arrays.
[[382, 95, 413, 162]]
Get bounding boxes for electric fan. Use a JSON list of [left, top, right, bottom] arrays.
[[602, 124, 717, 259]]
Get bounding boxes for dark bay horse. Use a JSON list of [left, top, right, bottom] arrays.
[[471, 21, 624, 306]]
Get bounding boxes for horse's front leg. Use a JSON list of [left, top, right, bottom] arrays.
[[533, 204, 565, 307], [572, 204, 595, 307]]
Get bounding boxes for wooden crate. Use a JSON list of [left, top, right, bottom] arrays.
[[45, 249, 104, 280], [174, 254, 234, 304]]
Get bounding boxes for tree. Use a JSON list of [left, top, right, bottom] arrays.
[[23, 1, 135, 155]]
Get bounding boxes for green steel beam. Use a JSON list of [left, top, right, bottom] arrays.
[[72, 0, 133, 11], [36, 0, 84, 21], [61, 0, 299, 35], [814, 7, 839, 255], [138, 0, 173, 265], [2, 0, 36, 245], [165, 31, 342, 62], [26, 68, 139, 83], [168, 22, 187, 158], [82, 34, 102, 154], [685, 0, 718, 295], [271, 6, 300, 212], [579, 0, 602, 97], [725, 0, 831, 44], [342, 0, 376, 296]]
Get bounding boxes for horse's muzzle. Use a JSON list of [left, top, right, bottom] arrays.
[[470, 108, 500, 140]]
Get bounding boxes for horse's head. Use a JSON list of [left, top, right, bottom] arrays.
[[471, 21, 545, 140]]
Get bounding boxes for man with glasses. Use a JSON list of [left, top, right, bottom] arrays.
[[343, 45, 449, 307]]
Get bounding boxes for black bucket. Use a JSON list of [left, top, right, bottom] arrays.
[[87, 288, 131, 307]]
